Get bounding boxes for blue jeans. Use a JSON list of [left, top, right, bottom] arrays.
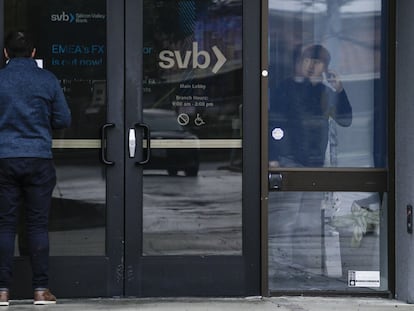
[[0, 158, 56, 290]]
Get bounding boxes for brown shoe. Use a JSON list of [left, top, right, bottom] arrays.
[[0, 290, 9, 306], [33, 289, 56, 305]]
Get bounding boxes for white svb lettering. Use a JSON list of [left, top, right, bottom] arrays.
[[51, 11, 70, 22], [158, 42, 226, 74]]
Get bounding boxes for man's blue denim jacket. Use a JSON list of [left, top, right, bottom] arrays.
[[0, 58, 71, 159]]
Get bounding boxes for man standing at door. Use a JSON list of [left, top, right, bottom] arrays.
[[0, 30, 71, 306]]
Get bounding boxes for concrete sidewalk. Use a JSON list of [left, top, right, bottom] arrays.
[[6, 296, 414, 310]]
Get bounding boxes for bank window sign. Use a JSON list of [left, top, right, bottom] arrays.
[[143, 0, 242, 139], [38, 0, 107, 80]]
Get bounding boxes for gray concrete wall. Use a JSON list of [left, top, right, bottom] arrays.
[[395, 0, 414, 303]]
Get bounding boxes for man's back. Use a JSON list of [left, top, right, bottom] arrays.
[[0, 57, 71, 158]]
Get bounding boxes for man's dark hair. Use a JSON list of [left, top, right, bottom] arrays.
[[4, 30, 34, 58], [301, 44, 331, 67]]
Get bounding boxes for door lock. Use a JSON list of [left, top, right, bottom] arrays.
[[269, 172, 283, 191]]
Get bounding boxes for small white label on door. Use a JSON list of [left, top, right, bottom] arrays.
[[348, 271, 380, 287]]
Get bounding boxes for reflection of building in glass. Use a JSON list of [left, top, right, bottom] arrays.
[[195, 2, 242, 68], [269, 0, 381, 84]]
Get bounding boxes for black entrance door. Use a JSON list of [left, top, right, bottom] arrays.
[[2, 0, 261, 298]]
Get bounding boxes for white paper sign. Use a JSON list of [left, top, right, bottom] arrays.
[[348, 271, 380, 287], [35, 59, 43, 68]]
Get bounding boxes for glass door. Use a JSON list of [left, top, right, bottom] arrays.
[[2, 0, 262, 298], [1, 0, 125, 299], [264, 0, 390, 295], [123, 0, 261, 297]]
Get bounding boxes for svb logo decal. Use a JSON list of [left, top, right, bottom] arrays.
[[158, 42, 227, 74], [51, 11, 75, 23]]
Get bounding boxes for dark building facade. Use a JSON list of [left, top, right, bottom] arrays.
[[0, 0, 412, 303]]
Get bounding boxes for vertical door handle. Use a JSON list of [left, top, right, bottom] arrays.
[[128, 128, 136, 158], [135, 123, 151, 165], [101, 123, 115, 165]]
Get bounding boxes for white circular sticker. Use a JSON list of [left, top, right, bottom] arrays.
[[271, 127, 284, 140]]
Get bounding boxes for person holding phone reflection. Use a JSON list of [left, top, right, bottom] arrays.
[[269, 44, 352, 168], [268, 44, 352, 275]]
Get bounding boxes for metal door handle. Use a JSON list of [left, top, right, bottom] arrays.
[[135, 123, 151, 165], [128, 128, 136, 158], [101, 123, 115, 165]]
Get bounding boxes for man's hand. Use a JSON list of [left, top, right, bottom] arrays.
[[326, 70, 344, 93]]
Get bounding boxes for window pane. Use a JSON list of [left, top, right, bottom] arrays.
[[268, 191, 388, 291], [5, 0, 107, 256], [267, 0, 388, 292], [141, 0, 243, 255], [268, 0, 386, 168]]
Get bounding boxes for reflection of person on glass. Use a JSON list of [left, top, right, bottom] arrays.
[[268, 44, 352, 275], [269, 44, 352, 168]]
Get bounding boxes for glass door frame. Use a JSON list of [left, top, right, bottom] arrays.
[[260, 0, 395, 297], [0, 0, 126, 299], [123, 0, 261, 297], [0, 0, 263, 298]]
